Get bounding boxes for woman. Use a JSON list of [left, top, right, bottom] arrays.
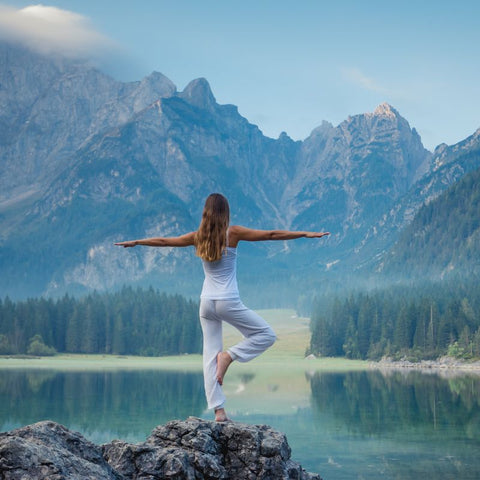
[[115, 193, 329, 422]]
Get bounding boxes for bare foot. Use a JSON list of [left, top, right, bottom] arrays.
[[216, 351, 232, 385], [214, 407, 230, 422]]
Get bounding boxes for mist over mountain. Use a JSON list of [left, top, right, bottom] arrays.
[[1, 42, 479, 303]]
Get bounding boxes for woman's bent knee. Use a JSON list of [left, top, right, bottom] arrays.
[[247, 328, 276, 351], [265, 328, 276, 348]]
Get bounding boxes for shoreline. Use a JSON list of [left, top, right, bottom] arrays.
[[0, 353, 203, 371], [3, 353, 480, 375], [370, 356, 480, 374], [0, 353, 368, 371]]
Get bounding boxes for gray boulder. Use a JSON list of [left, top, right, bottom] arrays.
[[0, 420, 122, 479], [0, 418, 322, 480]]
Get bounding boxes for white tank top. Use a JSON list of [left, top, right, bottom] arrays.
[[200, 247, 240, 300]]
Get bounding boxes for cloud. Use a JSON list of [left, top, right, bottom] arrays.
[[341, 67, 391, 95], [0, 4, 116, 58]]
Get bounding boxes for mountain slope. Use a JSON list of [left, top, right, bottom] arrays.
[[291, 103, 431, 250], [1, 42, 479, 301], [381, 165, 480, 277], [0, 42, 176, 202], [353, 128, 480, 270]]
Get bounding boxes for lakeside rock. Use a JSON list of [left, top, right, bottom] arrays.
[[0, 421, 121, 480], [371, 356, 480, 376], [0, 418, 322, 479]]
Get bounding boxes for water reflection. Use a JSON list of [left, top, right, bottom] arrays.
[[309, 369, 480, 439], [2, 367, 480, 479], [306, 369, 480, 479], [0, 369, 205, 443]]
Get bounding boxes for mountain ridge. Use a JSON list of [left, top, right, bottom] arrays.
[[380, 164, 480, 277], [1, 41, 479, 301]]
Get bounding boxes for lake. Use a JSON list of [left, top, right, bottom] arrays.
[[1, 364, 479, 479]]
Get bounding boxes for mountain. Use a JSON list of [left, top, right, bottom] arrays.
[[0, 42, 176, 203], [356, 127, 480, 270], [289, 103, 431, 247], [1, 42, 479, 302], [380, 165, 480, 277]]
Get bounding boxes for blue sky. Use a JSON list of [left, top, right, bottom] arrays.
[[1, 0, 479, 150]]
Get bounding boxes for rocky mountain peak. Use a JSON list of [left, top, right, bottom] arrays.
[[309, 120, 334, 138], [3, 40, 478, 299], [371, 102, 399, 118], [431, 125, 480, 172], [139, 71, 177, 98], [340, 102, 418, 149], [342, 102, 406, 132], [433, 143, 449, 156], [179, 77, 217, 111], [128, 71, 177, 114], [278, 131, 293, 141]]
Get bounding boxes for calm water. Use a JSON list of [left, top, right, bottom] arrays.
[[1, 368, 479, 479]]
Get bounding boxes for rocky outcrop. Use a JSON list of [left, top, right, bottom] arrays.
[[0, 420, 122, 480], [0, 418, 322, 480]]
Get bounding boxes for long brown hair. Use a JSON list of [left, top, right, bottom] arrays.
[[195, 193, 230, 261]]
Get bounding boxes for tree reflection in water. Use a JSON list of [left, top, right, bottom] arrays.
[[0, 369, 206, 443], [309, 369, 480, 438]]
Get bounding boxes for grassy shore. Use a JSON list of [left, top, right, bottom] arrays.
[[0, 309, 370, 415], [0, 309, 367, 372]]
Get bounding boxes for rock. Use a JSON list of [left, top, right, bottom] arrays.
[[0, 420, 122, 479], [0, 418, 322, 480]]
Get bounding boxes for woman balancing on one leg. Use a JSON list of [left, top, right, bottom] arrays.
[[115, 193, 329, 422]]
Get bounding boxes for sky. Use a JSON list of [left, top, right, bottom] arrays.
[[1, 0, 479, 151]]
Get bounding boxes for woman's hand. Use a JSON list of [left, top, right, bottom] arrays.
[[305, 232, 330, 238], [114, 240, 137, 248]]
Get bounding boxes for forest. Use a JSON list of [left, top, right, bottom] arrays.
[[4, 276, 480, 361], [383, 163, 480, 277], [0, 287, 201, 356], [309, 278, 480, 360]]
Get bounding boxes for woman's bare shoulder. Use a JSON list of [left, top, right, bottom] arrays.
[[228, 225, 245, 234], [228, 225, 253, 236], [227, 225, 245, 247], [228, 225, 272, 244]]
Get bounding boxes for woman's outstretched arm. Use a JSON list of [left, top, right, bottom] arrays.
[[228, 225, 329, 247], [115, 231, 196, 248]]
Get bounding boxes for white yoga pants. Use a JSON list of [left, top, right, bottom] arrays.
[[199, 298, 276, 410]]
